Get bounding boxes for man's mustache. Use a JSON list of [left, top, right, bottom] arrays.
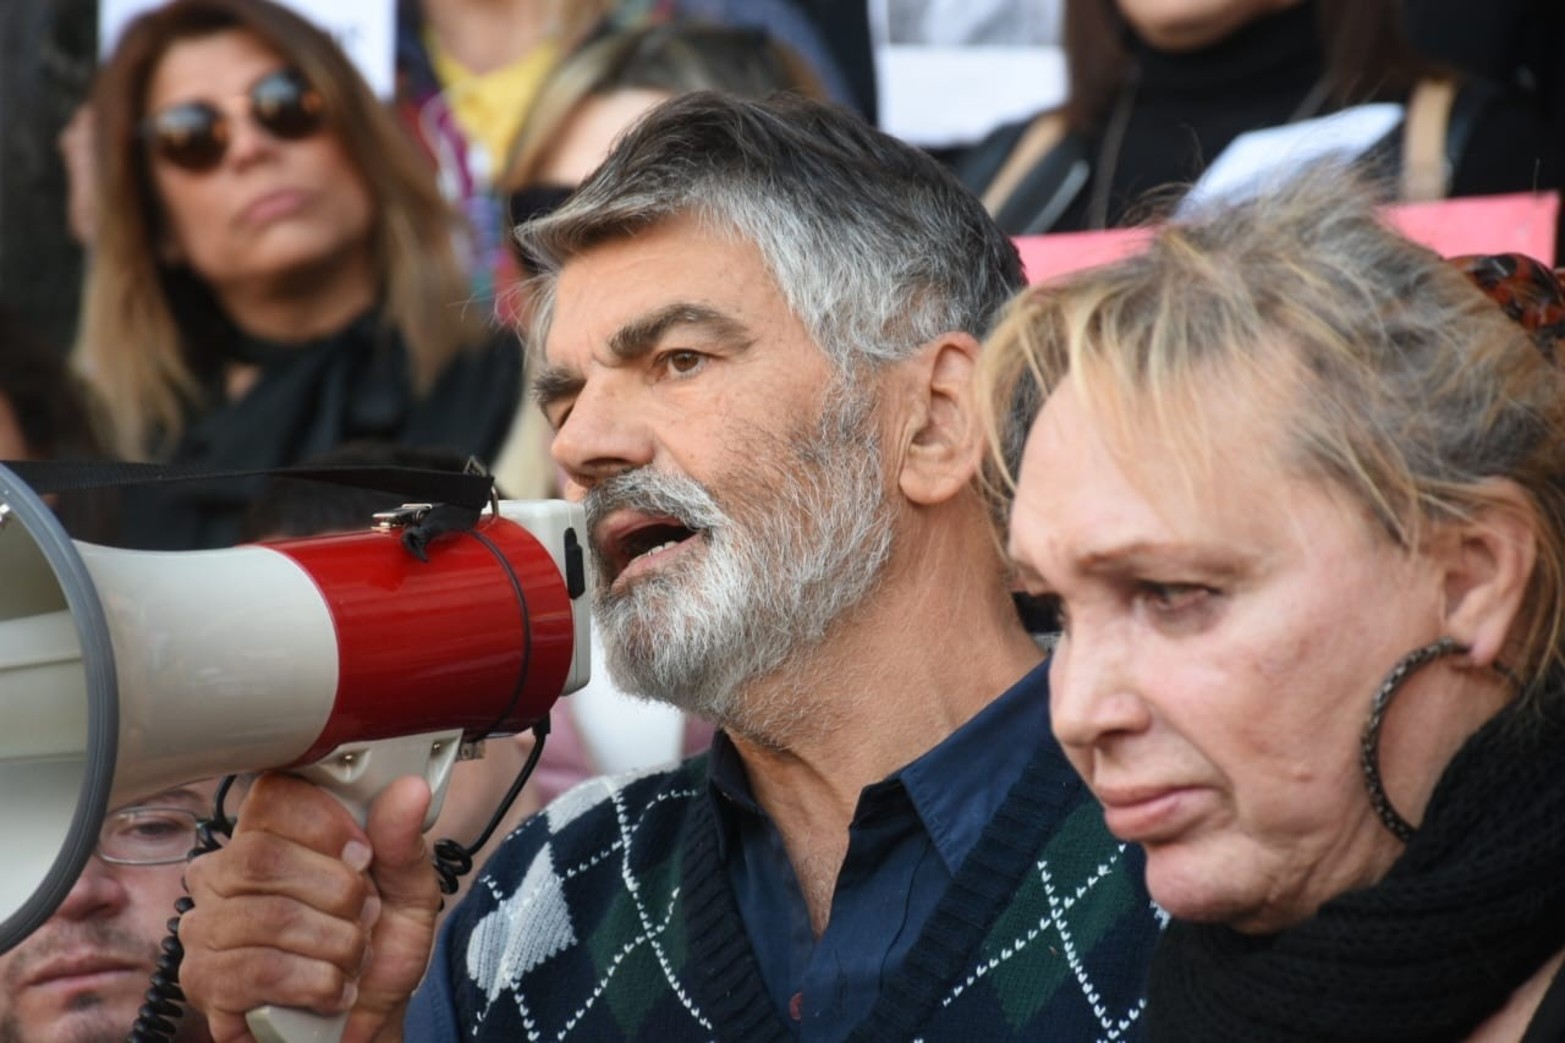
[[3, 921, 153, 981], [584, 469, 726, 537]]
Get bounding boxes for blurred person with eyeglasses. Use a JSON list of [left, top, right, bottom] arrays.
[[0, 782, 219, 1043], [75, 0, 521, 552]]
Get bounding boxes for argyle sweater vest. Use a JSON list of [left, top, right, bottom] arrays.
[[416, 745, 1163, 1041]]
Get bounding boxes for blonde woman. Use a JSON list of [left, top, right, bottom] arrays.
[[982, 171, 1565, 1040]]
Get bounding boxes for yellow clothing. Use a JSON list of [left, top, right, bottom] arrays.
[[426, 31, 560, 177]]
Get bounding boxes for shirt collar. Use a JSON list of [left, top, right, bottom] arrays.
[[706, 657, 1052, 871], [898, 657, 1050, 873]]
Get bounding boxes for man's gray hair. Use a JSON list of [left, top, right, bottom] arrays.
[[517, 91, 1024, 369]]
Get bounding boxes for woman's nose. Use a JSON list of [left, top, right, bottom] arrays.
[[1049, 620, 1153, 751]]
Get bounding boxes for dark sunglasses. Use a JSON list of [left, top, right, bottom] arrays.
[[143, 68, 325, 172]]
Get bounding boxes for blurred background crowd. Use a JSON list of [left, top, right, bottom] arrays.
[[0, 6, 1561, 1039], [0, 0, 1562, 825], [0, 0, 1562, 896]]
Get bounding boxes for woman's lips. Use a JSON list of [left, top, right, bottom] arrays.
[[1096, 786, 1201, 842], [239, 187, 309, 226]]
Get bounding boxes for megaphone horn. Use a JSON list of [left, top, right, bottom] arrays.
[[0, 462, 591, 1039]]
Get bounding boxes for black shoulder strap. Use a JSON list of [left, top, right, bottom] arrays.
[[1, 459, 495, 560]]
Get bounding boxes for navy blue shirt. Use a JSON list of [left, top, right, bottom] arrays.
[[708, 658, 1051, 1040]]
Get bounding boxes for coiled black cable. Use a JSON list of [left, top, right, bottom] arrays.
[[128, 773, 239, 1043], [432, 718, 549, 899], [124, 718, 549, 1041]]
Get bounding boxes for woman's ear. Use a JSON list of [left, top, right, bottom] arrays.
[[896, 332, 984, 507], [1435, 480, 1538, 668]]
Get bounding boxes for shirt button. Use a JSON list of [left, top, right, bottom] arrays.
[[789, 991, 804, 1022]]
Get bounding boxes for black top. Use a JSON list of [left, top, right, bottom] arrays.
[[960, 0, 1564, 237], [115, 311, 520, 550], [1521, 956, 1565, 1043]]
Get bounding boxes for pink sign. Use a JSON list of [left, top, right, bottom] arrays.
[[1015, 192, 1560, 284]]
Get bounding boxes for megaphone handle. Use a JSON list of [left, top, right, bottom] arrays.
[[246, 1008, 348, 1043], [242, 730, 466, 1043]]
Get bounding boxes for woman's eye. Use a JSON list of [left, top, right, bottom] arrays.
[[1139, 582, 1213, 616]]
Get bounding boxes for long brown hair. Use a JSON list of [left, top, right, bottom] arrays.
[[1061, 0, 1430, 133], [77, 0, 479, 457]]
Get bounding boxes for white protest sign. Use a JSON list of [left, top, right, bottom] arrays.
[[869, 0, 1066, 149], [98, 0, 396, 98]]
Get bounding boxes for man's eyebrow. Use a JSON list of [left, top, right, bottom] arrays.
[[532, 303, 753, 411], [124, 785, 207, 811], [531, 364, 584, 410], [607, 303, 753, 361]]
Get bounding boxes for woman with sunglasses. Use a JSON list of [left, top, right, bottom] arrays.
[[76, 0, 520, 550], [979, 170, 1565, 1041]]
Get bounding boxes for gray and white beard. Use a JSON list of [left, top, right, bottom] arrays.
[[584, 389, 895, 742]]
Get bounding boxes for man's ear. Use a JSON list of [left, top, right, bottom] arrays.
[[1435, 480, 1538, 668], [896, 331, 983, 508]]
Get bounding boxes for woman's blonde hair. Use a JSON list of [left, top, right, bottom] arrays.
[[501, 22, 826, 194], [978, 169, 1565, 699], [76, 0, 479, 457]]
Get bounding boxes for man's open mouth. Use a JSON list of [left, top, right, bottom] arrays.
[[600, 514, 704, 582]]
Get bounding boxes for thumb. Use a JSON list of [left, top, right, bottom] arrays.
[[342, 776, 442, 1041], [366, 774, 439, 900]]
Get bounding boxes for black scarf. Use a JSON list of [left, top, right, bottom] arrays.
[[1147, 695, 1565, 1042]]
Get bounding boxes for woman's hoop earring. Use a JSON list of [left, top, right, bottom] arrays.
[[1361, 637, 1467, 842]]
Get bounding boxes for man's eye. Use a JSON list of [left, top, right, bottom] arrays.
[[128, 818, 185, 840], [663, 350, 705, 376]]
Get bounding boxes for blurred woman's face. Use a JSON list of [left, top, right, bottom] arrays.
[[1115, 0, 1305, 51], [143, 29, 374, 298], [535, 88, 673, 187], [1008, 375, 1471, 934]]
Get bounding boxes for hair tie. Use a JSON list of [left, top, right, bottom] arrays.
[[1449, 252, 1565, 364]]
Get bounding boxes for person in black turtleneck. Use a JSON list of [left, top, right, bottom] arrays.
[[959, 0, 1564, 237], [74, 0, 520, 550]]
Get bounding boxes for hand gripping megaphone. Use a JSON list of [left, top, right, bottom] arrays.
[[0, 462, 590, 1042]]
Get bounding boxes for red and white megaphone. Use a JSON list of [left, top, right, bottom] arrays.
[[0, 462, 590, 1042]]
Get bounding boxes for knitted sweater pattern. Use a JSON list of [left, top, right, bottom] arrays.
[[436, 745, 1163, 1041]]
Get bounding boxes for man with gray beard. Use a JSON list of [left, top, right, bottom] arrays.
[[585, 382, 893, 731], [178, 93, 1162, 1042]]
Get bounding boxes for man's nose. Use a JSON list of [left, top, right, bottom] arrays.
[[52, 855, 131, 921], [550, 378, 655, 489]]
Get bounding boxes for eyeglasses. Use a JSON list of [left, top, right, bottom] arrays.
[[96, 806, 203, 866], [143, 68, 325, 173]]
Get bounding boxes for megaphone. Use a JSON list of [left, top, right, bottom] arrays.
[[0, 462, 590, 1041]]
